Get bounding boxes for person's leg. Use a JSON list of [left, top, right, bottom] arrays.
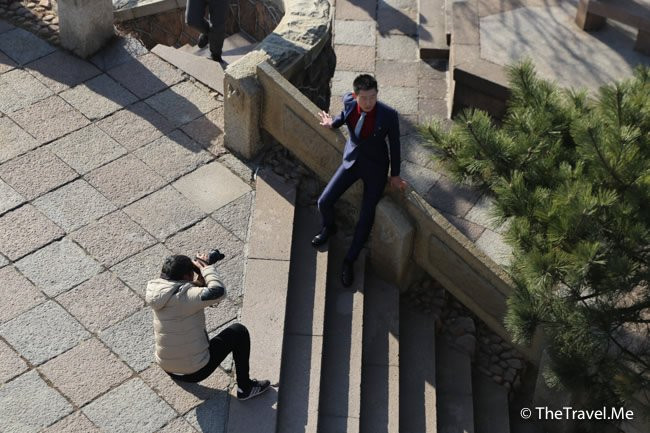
[[345, 172, 386, 262], [207, 0, 228, 59], [317, 164, 360, 230], [185, 0, 210, 35]]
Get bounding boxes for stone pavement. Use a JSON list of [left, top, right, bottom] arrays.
[[0, 22, 256, 433]]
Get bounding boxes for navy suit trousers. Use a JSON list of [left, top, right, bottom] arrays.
[[317, 160, 387, 262]]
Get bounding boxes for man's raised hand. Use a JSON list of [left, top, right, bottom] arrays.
[[318, 111, 333, 128]]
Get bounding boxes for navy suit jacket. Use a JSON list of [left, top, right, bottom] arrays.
[[331, 92, 401, 177]]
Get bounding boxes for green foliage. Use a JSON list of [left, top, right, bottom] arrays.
[[420, 61, 650, 409]]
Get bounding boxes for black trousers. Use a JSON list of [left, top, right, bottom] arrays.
[[167, 323, 251, 389], [185, 0, 228, 57]]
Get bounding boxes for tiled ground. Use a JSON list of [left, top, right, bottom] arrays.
[[0, 23, 254, 433]]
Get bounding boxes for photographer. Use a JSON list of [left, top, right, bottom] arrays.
[[145, 250, 270, 400]]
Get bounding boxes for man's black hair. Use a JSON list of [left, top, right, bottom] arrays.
[[160, 255, 194, 280], [353, 74, 378, 94]]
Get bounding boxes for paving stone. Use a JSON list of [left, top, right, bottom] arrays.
[[213, 253, 245, 298], [141, 364, 231, 415], [211, 191, 253, 241], [0, 178, 24, 215], [0, 265, 45, 324], [443, 212, 487, 242], [0, 50, 17, 75], [57, 271, 143, 332], [0, 114, 39, 164], [83, 378, 176, 433], [165, 217, 243, 263], [465, 194, 499, 230], [0, 254, 7, 268], [42, 412, 102, 433], [48, 124, 127, 174], [85, 154, 167, 207], [184, 394, 230, 433], [402, 161, 441, 196], [96, 101, 175, 151], [15, 238, 102, 297], [334, 44, 375, 72], [331, 69, 358, 96], [0, 68, 53, 113], [124, 186, 205, 241], [107, 53, 185, 99], [134, 130, 213, 182], [335, 0, 376, 20], [26, 50, 101, 93], [0, 370, 73, 432], [476, 228, 512, 267], [71, 210, 156, 267], [100, 308, 155, 372], [110, 243, 173, 297], [0, 147, 77, 201], [216, 153, 255, 185], [425, 175, 482, 217], [33, 179, 116, 232], [400, 113, 418, 136], [0, 301, 89, 365], [90, 36, 149, 71], [9, 95, 90, 143], [377, 33, 418, 60], [205, 295, 240, 333], [380, 86, 419, 114], [39, 338, 132, 406], [0, 204, 63, 260], [377, 0, 418, 36], [0, 19, 15, 34], [60, 73, 138, 120], [334, 20, 376, 46], [157, 417, 199, 433], [0, 338, 28, 384], [0, 27, 56, 65], [172, 162, 251, 214], [401, 133, 437, 167], [145, 81, 219, 127], [419, 97, 449, 121], [376, 60, 418, 87], [180, 107, 226, 156], [418, 74, 448, 101]]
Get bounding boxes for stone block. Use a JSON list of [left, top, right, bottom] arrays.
[[377, 3, 418, 36], [48, 125, 127, 174], [464, 194, 499, 230], [0, 68, 53, 113], [369, 197, 415, 287], [443, 213, 486, 242], [0, 204, 63, 260], [90, 35, 149, 72], [335, 0, 375, 20], [100, 309, 155, 372], [331, 69, 357, 96], [0, 301, 89, 365], [0, 19, 15, 35], [181, 107, 226, 156], [377, 33, 418, 60], [475, 229, 512, 267], [334, 44, 376, 72], [452, 0, 479, 45], [157, 417, 198, 433], [60, 73, 138, 120], [0, 178, 24, 215], [96, 101, 174, 151], [224, 65, 264, 159], [205, 296, 240, 332], [172, 162, 251, 214], [108, 53, 185, 99], [334, 20, 376, 46], [0, 370, 72, 432], [26, 50, 101, 93], [57, 271, 143, 332], [217, 153, 255, 184], [0, 27, 56, 65], [184, 394, 230, 433], [134, 130, 213, 182], [402, 161, 441, 196], [16, 238, 102, 297], [379, 85, 419, 114], [0, 50, 16, 75], [146, 81, 219, 127], [424, 175, 481, 217], [0, 115, 39, 164], [110, 243, 173, 297], [141, 363, 231, 415], [0, 338, 28, 384], [361, 364, 400, 432], [375, 60, 418, 87], [9, 95, 90, 143], [39, 338, 132, 406], [211, 191, 253, 241], [0, 265, 46, 324], [85, 154, 167, 207], [42, 412, 102, 433], [83, 378, 176, 433], [165, 217, 243, 261], [71, 211, 156, 267], [58, 0, 114, 58]]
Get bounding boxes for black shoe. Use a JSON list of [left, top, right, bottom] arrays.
[[342, 259, 354, 287], [197, 33, 209, 49], [311, 225, 337, 247], [237, 379, 271, 400], [211, 53, 225, 63]]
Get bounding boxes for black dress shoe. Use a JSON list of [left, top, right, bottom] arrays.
[[197, 33, 209, 49], [341, 260, 354, 287], [311, 225, 337, 247]]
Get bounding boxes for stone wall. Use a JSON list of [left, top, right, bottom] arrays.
[[289, 34, 335, 111]]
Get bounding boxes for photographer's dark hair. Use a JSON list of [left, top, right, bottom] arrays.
[[353, 74, 378, 94], [161, 255, 194, 280]]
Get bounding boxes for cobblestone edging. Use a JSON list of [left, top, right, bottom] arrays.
[[0, 0, 59, 45]]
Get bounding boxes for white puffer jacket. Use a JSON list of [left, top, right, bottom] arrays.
[[145, 266, 225, 374]]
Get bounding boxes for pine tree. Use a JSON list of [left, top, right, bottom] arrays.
[[420, 61, 650, 410]]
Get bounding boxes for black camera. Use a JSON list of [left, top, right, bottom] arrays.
[[205, 248, 225, 264]]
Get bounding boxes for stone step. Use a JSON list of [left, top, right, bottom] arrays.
[[419, 0, 450, 58], [226, 169, 297, 433], [436, 338, 474, 433], [180, 31, 258, 65], [277, 206, 329, 433], [399, 307, 437, 433], [359, 272, 400, 433], [472, 370, 510, 433], [318, 237, 366, 433], [151, 43, 224, 94]]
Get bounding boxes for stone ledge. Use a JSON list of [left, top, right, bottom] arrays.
[[113, 0, 187, 24]]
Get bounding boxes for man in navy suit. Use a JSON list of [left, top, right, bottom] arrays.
[[314, 74, 406, 287]]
